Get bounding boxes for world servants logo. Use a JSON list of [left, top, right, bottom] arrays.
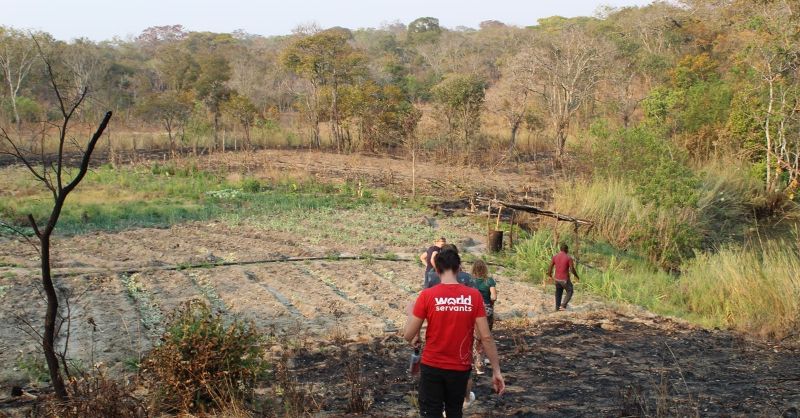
[[434, 294, 474, 312]]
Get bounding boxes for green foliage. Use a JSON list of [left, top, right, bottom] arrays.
[[0, 165, 384, 235], [2, 96, 42, 123], [282, 29, 364, 84], [136, 91, 194, 134], [593, 127, 700, 209], [16, 353, 50, 383], [508, 229, 800, 336], [407, 17, 442, 44], [143, 300, 268, 413], [432, 73, 486, 145], [507, 230, 556, 282], [241, 178, 262, 193]]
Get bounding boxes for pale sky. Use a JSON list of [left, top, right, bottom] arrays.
[[4, 0, 653, 41]]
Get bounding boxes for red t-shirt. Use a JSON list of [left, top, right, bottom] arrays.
[[413, 283, 486, 371], [552, 252, 573, 281]]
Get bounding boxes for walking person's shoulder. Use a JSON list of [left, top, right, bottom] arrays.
[[464, 285, 482, 299]]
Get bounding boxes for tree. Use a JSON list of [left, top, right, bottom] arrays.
[[223, 93, 258, 150], [486, 59, 531, 151], [194, 53, 232, 152], [742, 0, 800, 193], [0, 46, 112, 400], [431, 73, 486, 151], [282, 28, 365, 151], [520, 26, 609, 158], [136, 24, 187, 53], [0, 27, 39, 130], [137, 90, 194, 156], [408, 17, 442, 44]]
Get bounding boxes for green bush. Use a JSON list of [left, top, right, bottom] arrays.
[[142, 300, 268, 413], [241, 178, 263, 193]]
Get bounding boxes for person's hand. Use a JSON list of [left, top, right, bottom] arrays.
[[410, 334, 420, 348], [492, 370, 506, 395]]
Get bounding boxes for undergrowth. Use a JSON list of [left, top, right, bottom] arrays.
[[142, 300, 268, 414], [508, 229, 800, 338]]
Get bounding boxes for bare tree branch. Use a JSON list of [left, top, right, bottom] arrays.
[[62, 111, 112, 196], [0, 220, 40, 253]]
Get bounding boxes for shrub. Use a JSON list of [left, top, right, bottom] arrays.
[[242, 178, 263, 193], [35, 368, 145, 418], [142, 300, 268, 413]]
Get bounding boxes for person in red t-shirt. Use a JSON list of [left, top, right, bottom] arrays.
[[404, 248, 505, 418], [547, 243, 580, 311]]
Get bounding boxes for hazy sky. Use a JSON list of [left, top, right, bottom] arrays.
[[5, 0, 653, 41]]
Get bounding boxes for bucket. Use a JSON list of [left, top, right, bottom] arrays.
[[488, 230, 504, 252]]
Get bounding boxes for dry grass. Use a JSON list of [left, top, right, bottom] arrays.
[[34, 368, 146, 418], [552, 178, 701, 268], [679, 237, 800, 338], [273, 351, 321, 417]]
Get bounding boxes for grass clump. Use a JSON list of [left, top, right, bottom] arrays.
[[679, 238, 800, 338], [36, 367, 145, 418], [142, 300, 268, 414]]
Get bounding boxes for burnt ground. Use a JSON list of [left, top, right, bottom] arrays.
[[292, 310, 800, 417]]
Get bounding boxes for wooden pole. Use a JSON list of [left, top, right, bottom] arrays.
[[553, 214, 559, 250], [486, 201, 492, 232], [509, 210, 515, 249], [495, 205, 503, 230]]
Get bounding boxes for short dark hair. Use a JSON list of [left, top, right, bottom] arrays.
[[435, 248, 461, 274], [560, 243, 569, 252], [440, 243, 459, 254]]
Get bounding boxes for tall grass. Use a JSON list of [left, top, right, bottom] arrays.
[[509, 228, 800, 338], [679, 238, 800, 338], [508, 230, 687, 317], [553, 178, 701, 268]]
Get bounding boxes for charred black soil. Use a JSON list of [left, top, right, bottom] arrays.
[[290, 310, 800, 417]]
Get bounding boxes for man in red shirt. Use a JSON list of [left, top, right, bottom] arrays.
[[404, 248, 505, 417], [547, 243, 580, 311]]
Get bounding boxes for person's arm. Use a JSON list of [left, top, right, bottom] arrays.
[[419, 252, 428, 265], [489, 286, 497, 302], [570, 259, 580, 281], [475, 317, 505, 395], [404, 298, 424, 345], [430, 250, 439, 269]]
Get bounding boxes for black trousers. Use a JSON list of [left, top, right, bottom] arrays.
[[555, 280, 573, 309], [419, 363, 471, 418]]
